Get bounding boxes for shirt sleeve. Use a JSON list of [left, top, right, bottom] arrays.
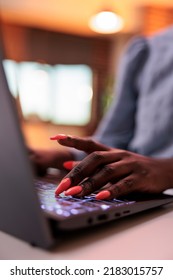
[[93, 36, 149, 149], [73, 36, 149, 161]]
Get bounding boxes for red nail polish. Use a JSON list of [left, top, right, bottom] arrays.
[[55, 177, 71, 195], [63, 161, 75, 170], [50, 134, 67, 140], [96, 190, 111, 200], [65, 186, 82, 196]]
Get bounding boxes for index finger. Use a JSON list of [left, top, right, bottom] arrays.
[[50, 134, 111, 154]]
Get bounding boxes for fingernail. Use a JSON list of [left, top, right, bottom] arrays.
[[50, 134, 67, 140], [63, 161, 75, 170], [55, 178, 71, 195], [64, 186, 82, 196], [96, 190, 111, 200]]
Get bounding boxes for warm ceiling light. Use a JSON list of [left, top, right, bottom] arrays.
[[89, 10, 124, 34]]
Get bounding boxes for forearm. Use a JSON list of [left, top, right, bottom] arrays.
[[154, 157, 173, 191]]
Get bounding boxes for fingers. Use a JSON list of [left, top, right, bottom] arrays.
[[65, 150, 125, 183], [61, 160, 133, 198], [53, 145, 168, 200], [96, 176, 137, 199], [50, 134, 111, 153], [55, 150, 125, 195], [63, 175, 136, 200], [51, 137, 143, 199]]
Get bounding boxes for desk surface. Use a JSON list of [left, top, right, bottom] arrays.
[[1, 201, 173, 260]]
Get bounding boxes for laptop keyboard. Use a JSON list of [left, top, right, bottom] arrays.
[[35, 180, 135, 218]]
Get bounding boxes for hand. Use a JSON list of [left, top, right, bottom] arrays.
[[53, 135, 173, 199], [28, 147, 74, 176]]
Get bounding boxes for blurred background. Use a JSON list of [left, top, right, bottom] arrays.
[[1, 0, 173, 149]]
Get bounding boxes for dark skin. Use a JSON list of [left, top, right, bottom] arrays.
[[29, 147, 74, 176], [30, 134, 173, 199]]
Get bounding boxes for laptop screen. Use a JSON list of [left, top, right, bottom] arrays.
[[0, 42, 55, 248]]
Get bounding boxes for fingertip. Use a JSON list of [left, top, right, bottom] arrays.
[[55, 177, 71, 195], [63, 161, 75, 170], [50, 134, 67, 140], [64, 185, 82, 196], [96, 190, 111, 200]]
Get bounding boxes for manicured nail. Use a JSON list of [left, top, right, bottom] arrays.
[[96, 190, 111, 200], [63, 160, 79, 170], [50, 134, 67, 140], [64, 186, 82, 196], [55, 178, 71, 195], [63, 161, 75, 170]]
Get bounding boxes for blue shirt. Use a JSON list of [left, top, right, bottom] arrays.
[[75, 26, 173, 160]]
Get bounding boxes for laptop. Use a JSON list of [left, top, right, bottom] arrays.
[[1, 43, 173, 250]]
